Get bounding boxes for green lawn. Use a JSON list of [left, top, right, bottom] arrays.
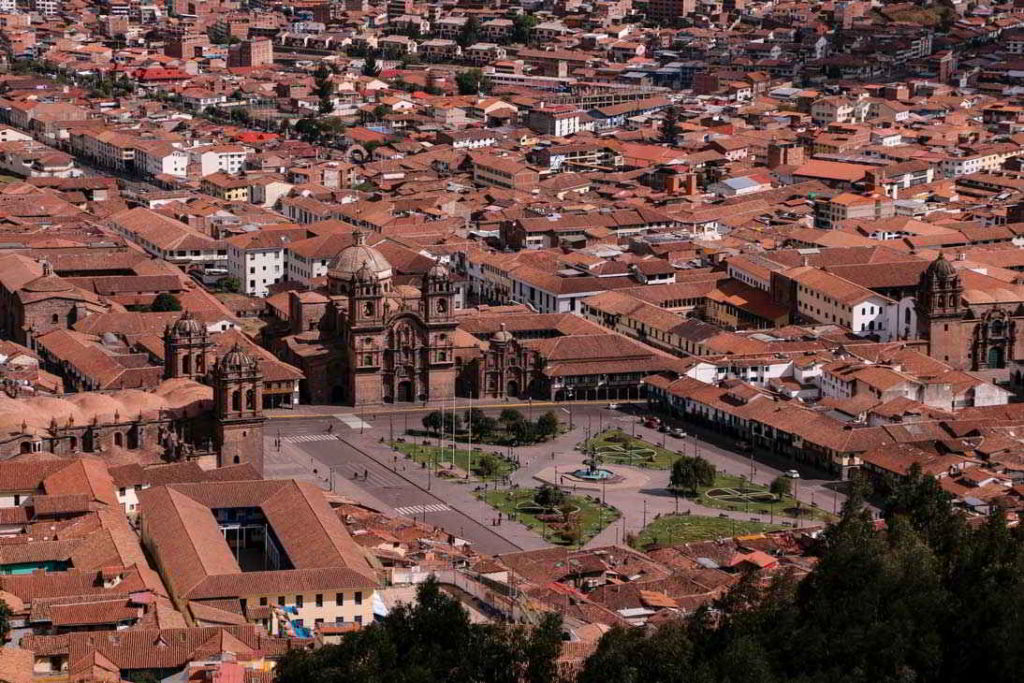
[[631, 514, 787, 548], [691, 473, 835, 523], [476, 487, 620, 547], [582, 429, 683, 470], [390, 441, 516, 479]]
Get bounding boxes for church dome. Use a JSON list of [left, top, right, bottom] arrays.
[[218, 343, 256, 371], [492, 323, 513, 344], [23, 261, 71, 293], [926, 252, 957, 279], [170, 311, 204, 337], [328, 230, 392, 282]]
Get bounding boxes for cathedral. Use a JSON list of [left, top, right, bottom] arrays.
[[272, 232, 457, 405], [916, 252, 1024, 373], [0, 312, 266, 475]]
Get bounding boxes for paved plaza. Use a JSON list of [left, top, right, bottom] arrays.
[[266, 401, 847, 554]]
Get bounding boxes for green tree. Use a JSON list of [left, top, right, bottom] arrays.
[[151, 293, 182, 312], [475, 452, 501, 479], [465, 408, 496, 437], [456, 68, 490, 96], [537, 411, 559, 438], [669, 455, 715, 495], [457, 15, 481, 48], [660, 105, 680, 146], [0, 597, 9, 642], [314, 62, 335, 115], [217, 276, 241, 293], [534, 483, 566, 508], [499, 408, 525, 428], [769, 475, 791, 500], [274, 577, 563, 683], [362, 52, 381, 77], [422, 411, 443, 434], [511, 14, 538, 45]]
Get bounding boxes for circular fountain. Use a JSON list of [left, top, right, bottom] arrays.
[[573, 458, 614, 481]]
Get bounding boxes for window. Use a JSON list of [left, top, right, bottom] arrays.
[[296, 595, 303, 607], [355, 591, 363, 605], [336, 593, 344, 605], [278, 596, 285, 606], [260, 597, 268, 606], [315, 594, 323, 607], [355, 615, 363, 625]]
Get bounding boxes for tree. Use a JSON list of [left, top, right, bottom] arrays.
[[499, 408, 525, 428], [769, 476, 791, 500], [537, 411, 559, 438], [422, 411, 443, 434], [669, 455, 715, 495], [534, 483, 566, 508], [511, 14, 538, 45], [456, 68, 490, 96], [314, 62, 335, 115], [0, 598, 9, 643], [660, 105, 680, 146], [457, 15, 481, 48], [362, 52, 381, 77], [216, 276, 241, 293], [294, 116, 322, 142], [475, 452, 501, 479], [274, 577, 563, 683], [151, 293, 182, 312]]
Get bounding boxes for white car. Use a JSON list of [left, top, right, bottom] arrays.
[[606, 403, 620, 410], [784, 469, 801, 479]]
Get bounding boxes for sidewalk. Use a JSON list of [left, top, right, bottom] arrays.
[[264, 437, 395, 513], [337, 435, 550, 551]]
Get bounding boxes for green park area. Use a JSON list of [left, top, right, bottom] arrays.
[[583, 429, 682, 469], [390, 441, 516, 480], [692, 472, 835, 523], [476, 485, 620, 547], [631, 513, 786, 548]]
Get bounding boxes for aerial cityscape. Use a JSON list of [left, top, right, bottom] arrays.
[[2, 0, 1024, 680]]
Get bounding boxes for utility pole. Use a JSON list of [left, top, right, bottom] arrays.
[[642, 498, 647, 529]]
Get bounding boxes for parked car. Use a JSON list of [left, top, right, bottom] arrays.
[[606, 403, 620, 410], [658, 424, 669, 433], [784, 469, 801, 479], [644, 418, 659, 429], [670, 428, 687, 438]]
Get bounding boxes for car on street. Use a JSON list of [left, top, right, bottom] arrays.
[[784, 469, 801, 479], [644, 418, 659, 429], [658, 424, 669, 433], [606, 403, 620, 410], [670, 428, 687, 438]]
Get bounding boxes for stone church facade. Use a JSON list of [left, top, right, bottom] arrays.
[[0, 312, 266, 475], [916, 252, 1024, 373], [272, 232, 458, 406]]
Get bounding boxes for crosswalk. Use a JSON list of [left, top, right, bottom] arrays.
[[283, 434, 338, 443], [336, 413, 372, 430], [393, 503, 451, 517]]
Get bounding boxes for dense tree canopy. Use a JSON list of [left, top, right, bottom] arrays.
[[275, 578, 563, 683], [276, 468, 1024, 683], [579, 471, 1024, 683]]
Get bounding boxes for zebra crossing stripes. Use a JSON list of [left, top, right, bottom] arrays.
[[283, 434, 338, 443], [393, 503, 451, 517]]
